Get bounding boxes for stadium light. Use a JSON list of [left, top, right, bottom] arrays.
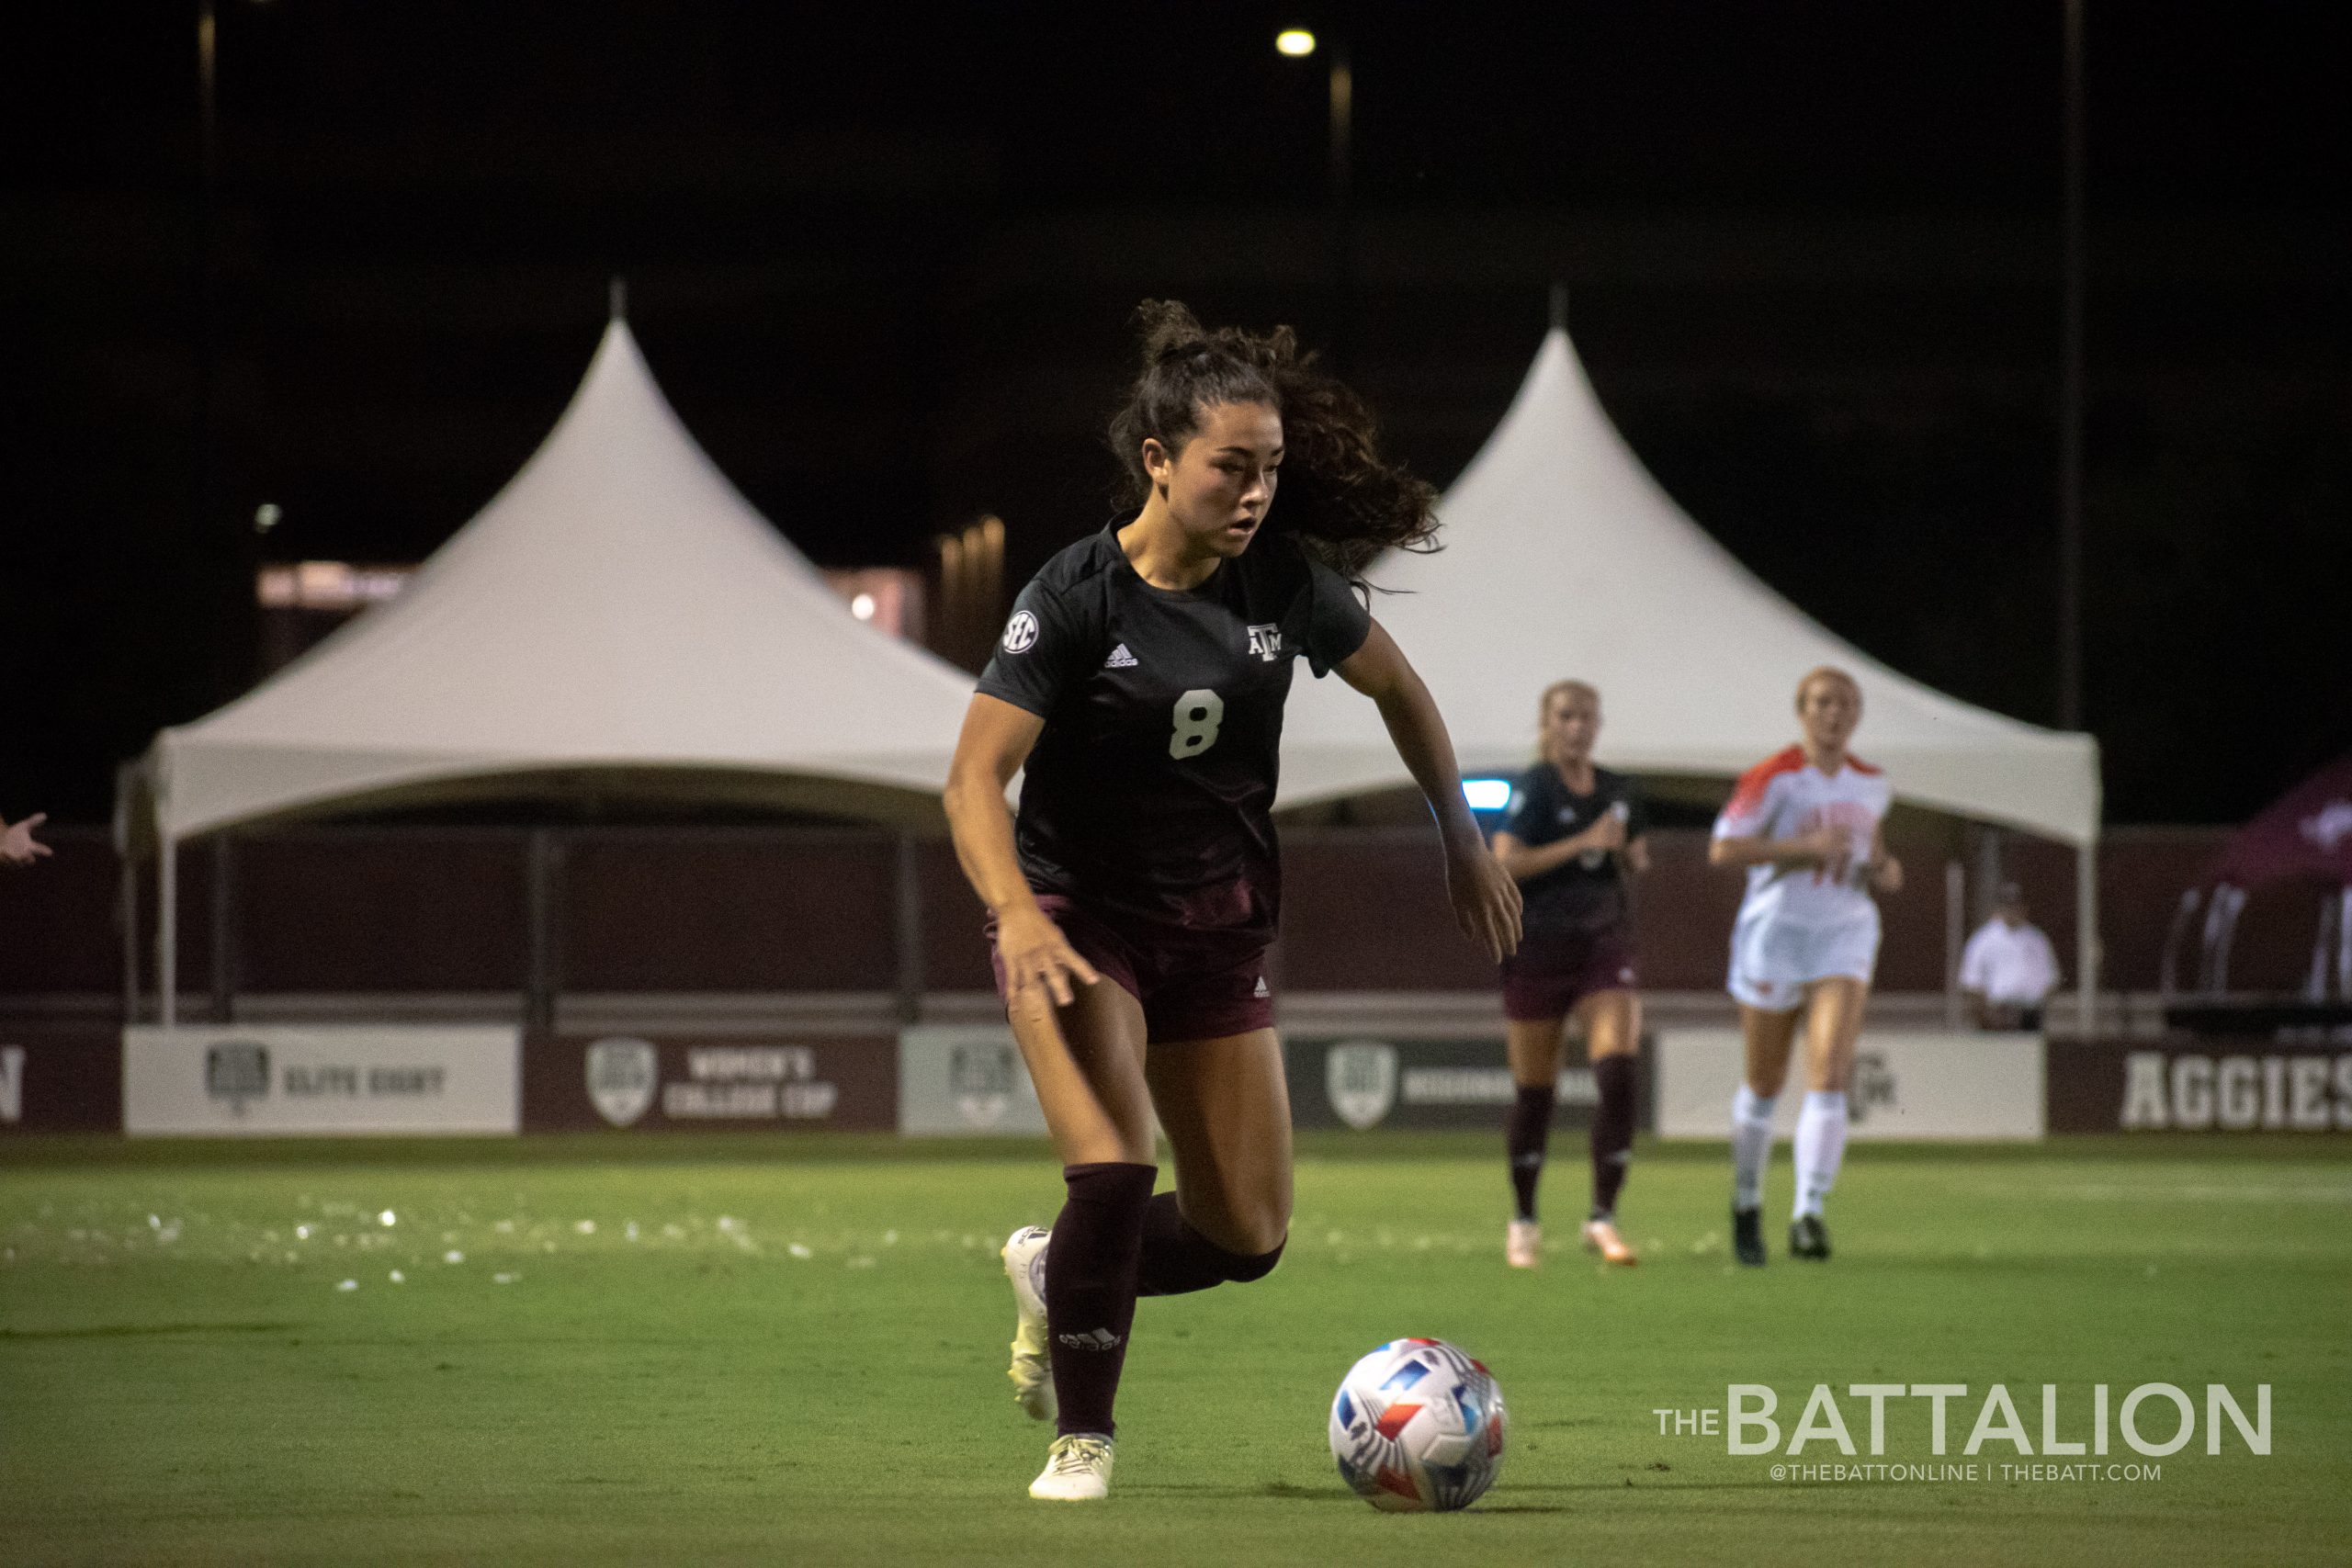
[[1462, 778, 1512, 812], [1275, 28, 1317, 57]]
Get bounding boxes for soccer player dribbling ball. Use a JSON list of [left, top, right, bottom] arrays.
[[1708, 666, 1902, 1266], [942, 301, 1522, 1502], [1488, 681, 1649, 1269]]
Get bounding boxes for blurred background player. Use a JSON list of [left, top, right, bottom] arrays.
[[1, 812, 51, 868], [1961, 882, 2062, 1031], [942, 301, 1521, 1503], [1488, 681, 1649, 1268], [1708, 667, 1902, 1265]]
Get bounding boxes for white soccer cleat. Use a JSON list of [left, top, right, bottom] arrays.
[[1029, 1433, 1114, 1501], [1582, 1217, 1639, 1266], [1506, 1219, 1542, 1269], [1001, 1225, 1055, 1422]]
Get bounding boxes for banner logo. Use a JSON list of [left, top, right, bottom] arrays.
[[1326, 1041, 1399, 1130], [1849, 1051, 1898, 1125], [205, 1042, 270, 1115], [950, 1043, 1018, 1129], [584, 1036, 659, 1127]]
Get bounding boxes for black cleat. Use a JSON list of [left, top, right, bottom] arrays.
[[1789, 1213, 1831, 1261], [1732, 1205, 1767, 1268]]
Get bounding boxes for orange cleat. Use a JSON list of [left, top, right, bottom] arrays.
[[1505, 1220, 1542, 1269], [1581, 1218, 1638, 1266]]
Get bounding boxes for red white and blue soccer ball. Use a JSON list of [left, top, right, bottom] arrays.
[[1328, 1337, 1508, 1512]]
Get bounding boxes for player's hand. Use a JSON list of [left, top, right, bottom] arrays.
[[1446, 840, 1522, 963], [1580, 811, 1628, 854], [0, 813, 51, 868], [1792, 826, 1848, 878], [1871, 854, 1905, 894], [993, 904, 1101, 1010]]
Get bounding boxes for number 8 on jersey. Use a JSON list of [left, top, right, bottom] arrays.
[[1170, 688, 1224, 760]]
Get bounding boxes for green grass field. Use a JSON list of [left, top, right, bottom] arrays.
[[4, 1134, 2346, 1566]]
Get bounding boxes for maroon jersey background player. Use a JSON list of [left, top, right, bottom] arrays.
[[942, 300, 1521, 1501], [1488, 680, 1649, 1269]]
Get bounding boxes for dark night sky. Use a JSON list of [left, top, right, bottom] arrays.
[[5, 1, 2346, 828]]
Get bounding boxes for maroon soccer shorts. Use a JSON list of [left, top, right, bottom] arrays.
[[987, 894, 1275, 1043], [1498, 928, 1640, 1022]]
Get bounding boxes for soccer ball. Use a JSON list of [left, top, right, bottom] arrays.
[[1327, 1337, 1508, 1512]]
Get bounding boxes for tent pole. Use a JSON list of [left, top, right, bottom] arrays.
[[1943, 859, 1964, 1029], [160, 833, 178, 1030], [210, 834, 236, 1022], [114, 765, 139, 1025], [2074, 840, 2098, 1038], [526, 829, 561, 1036], [893, 830, 924, 1025]]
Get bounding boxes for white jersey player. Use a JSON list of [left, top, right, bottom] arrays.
[[1707, 667, 1903, 1268]]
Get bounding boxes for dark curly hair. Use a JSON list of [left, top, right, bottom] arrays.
[[1106, 300, 1440, 581]]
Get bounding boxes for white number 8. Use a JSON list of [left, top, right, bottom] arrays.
[[1170, 688, 1225, 760]]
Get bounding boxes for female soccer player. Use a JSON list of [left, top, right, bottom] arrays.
[[1490, 681, 1649, 1269], [1708, 666, 1902, 1266], [943, 302, 1522, 1502]]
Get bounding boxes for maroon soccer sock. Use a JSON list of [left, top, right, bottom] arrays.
[[1506, 1084, 1555, 1223], [1589, 1054, 1638, 1221], [1045, 1161, 1156, 1438], [1135, 1192, 1284, 1297]]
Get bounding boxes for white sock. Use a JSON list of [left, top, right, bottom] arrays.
[[1792, 1090, 1849, 1219], [1730, 1085, 1777, 1211]]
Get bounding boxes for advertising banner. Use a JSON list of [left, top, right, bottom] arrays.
[[526, 1034, 896, 1132], [0, 1027, 120, 1134], [1653, 1030, 2044, 1141], [123, 1025, 519, 1135], [899, 1027, 1049, 1136], [2047, 1038, 2352, 1133], [1283, 1034, 1652, 1132]]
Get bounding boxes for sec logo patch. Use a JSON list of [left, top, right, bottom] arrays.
[[1001, 611, 1039, 653]]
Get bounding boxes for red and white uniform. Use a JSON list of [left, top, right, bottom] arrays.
[[1713, 746, 1893, 1009]]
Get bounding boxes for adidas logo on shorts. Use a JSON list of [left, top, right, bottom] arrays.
[[1103, 644, 1137, 669], [1252, 976, 1270, 998]]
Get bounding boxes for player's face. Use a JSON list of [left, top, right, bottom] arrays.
[[1541, 688, 1601, 765], [1149, 400, 1283, 558], [1797, 674, 1861, 751]]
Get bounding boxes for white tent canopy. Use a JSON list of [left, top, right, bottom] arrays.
[[140, 314, 976, 1021], [1278, 327, 2103, 1009]]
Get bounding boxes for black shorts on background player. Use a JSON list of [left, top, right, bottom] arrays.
[[1495, 763, 1645, 1021], [976, 516, 1370, 1039]]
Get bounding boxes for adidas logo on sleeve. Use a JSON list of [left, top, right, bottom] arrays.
[[1103, 644, 1138, 669]]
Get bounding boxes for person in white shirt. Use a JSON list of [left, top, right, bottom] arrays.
[[1708, 667, 1902, 1268], [1961, 884, 2060, 1030]]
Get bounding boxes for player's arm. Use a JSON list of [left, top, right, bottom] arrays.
[[1491, 818, 1627, 882], [942, 694, 1101, 1007], [1708, 827, 1843, 872], [1335, 617, 1521, 960], [1865, 820, 1903, 892]]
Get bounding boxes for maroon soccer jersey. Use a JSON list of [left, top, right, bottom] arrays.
[[977, 518, 1370, 950]]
